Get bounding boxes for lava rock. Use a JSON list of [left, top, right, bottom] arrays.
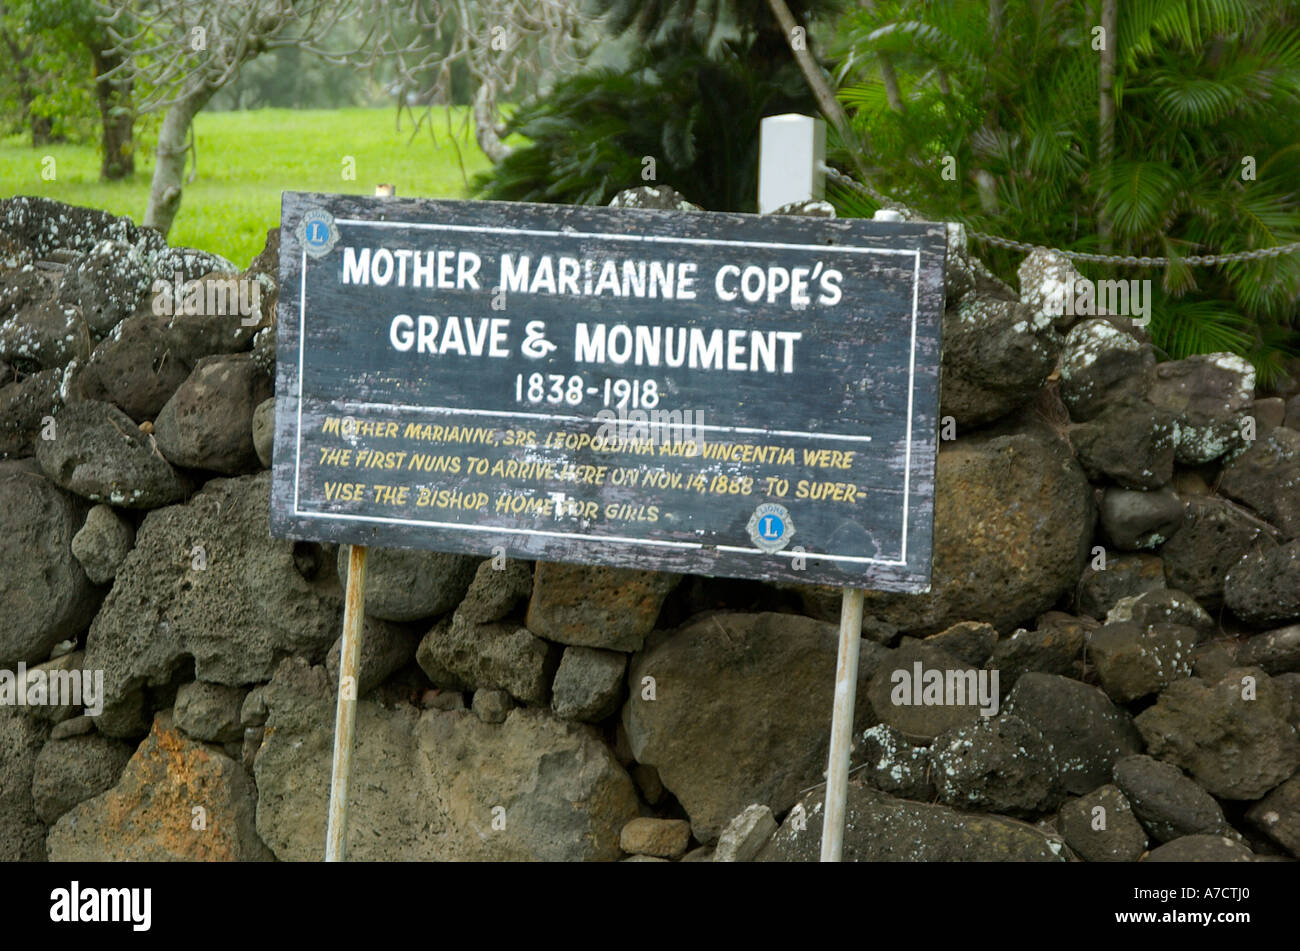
[[1142, 835, 1253, 862], [931, 714, 1063, 816], [153, 353, 271, 473], [986, 617, 1090, 695], [939, 294, 1061, 426], [1220, 426, 1300, 539], [867, 638, 991, 741], [254, 658, 638, 861], [1006, 673, 1143, 795], [455, 557, 533, 623], [47, 712, 272, 861], [70, 503, 135, 584], [1135, 667, 1300, 800], [35, 400, 186, 508], [0, 462, 99, 667], [1059, 319, 1154, 421], [1058, 785, 1148, 862], [526, 562, 681, 652], [83, 472, 347, 735], [714, 804, 777, 862], [857, 723, 935, 801], [758, 783, 1067, 862], [861, 432, 1094, 634], [622, 611, 880, 841], [620, 817, 691, 858], [1237, 624, 1300, 674], [0, 710, 50, 860], [416, 614, 556, 705], [334, 545, 478, 623], [1099, 486, 1183, 550], [251, 397, 274, 468], [1160, 497, 1276, 608], [1112, 754, 1232, 843], [0, 366, 61, 457], [59, 239, 151, 336], [1146, 353, 1255, 464], [1077, 553, 1166, 619], [1245, 774, 1300, 858], [1070, 397, 1176, 489], [31, 732, 134, 824], [1104, 589, 1215, 637], [326, 620, 419, 697], [922, 621, 998, 667], [173, 681, 247, 743], [1089, 621, 1201, 703], [1225, 540, 1300, 627], [551, 646, 626, 722]]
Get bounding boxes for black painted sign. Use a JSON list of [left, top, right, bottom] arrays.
[[271, 192, 945, 591]]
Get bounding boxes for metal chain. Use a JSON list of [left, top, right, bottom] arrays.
[[821, 163, 1300, 267]]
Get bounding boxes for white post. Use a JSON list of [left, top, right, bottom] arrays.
[[758, 114, 825, 214], [758, 114, 861, 861]]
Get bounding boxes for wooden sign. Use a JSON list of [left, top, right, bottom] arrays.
[[271, 192, 944, 591]]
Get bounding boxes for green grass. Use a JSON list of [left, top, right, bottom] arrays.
[[0, 106, 494, 268]]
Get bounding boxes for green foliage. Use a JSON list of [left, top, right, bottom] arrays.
[[830, 0, 1300, 385], [474, 39, 814, 211], [0, 0, 97, 143]]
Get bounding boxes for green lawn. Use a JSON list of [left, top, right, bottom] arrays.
[[0, 107, 494, 268]]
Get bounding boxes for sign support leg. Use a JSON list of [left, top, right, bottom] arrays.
[[820, 586, 864, 862], [325, 543, 367, 862]]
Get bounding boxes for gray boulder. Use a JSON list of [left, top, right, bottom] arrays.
[[1135, 667, 1300, 799], [526, 562, 681, 652], [254, 658, 638, 861], [1112, 754, 1232, 843], [0, 462, 99, 667], [35, 400, 186, 508], [173, 681, 246, 743], [1220, 426, 1300, 539], [1146, 353, 1254, 464], [551, 647, 626, 722], [1058, 785, 1148, 862], [70, 503, 135, 584], [622, 611, 881, 841], [31, 732, 134, 823], [83, 472, 347, 735], [1006, 673, 1143, 795], [153, 353, 271, 473], [862, 432, 1094, 634], [335, 546, 478, 623], [1099, 486, 1183, 550], [1225, 540, 1300, 627], [757, 783, 1067, 862]]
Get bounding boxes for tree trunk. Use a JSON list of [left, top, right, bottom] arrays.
[[144, 84, 215, 238], [91, 48, 135, 181], [1098, 0, 1117, 251], [764, 0, 871, 181], [472, 82, 513, 163]]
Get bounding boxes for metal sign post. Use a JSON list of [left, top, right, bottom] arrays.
[[820, 588, 864, 861], [325, 542, 367, 862]]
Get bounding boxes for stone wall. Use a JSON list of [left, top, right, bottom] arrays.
[[1, 192, 1298, 862]]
